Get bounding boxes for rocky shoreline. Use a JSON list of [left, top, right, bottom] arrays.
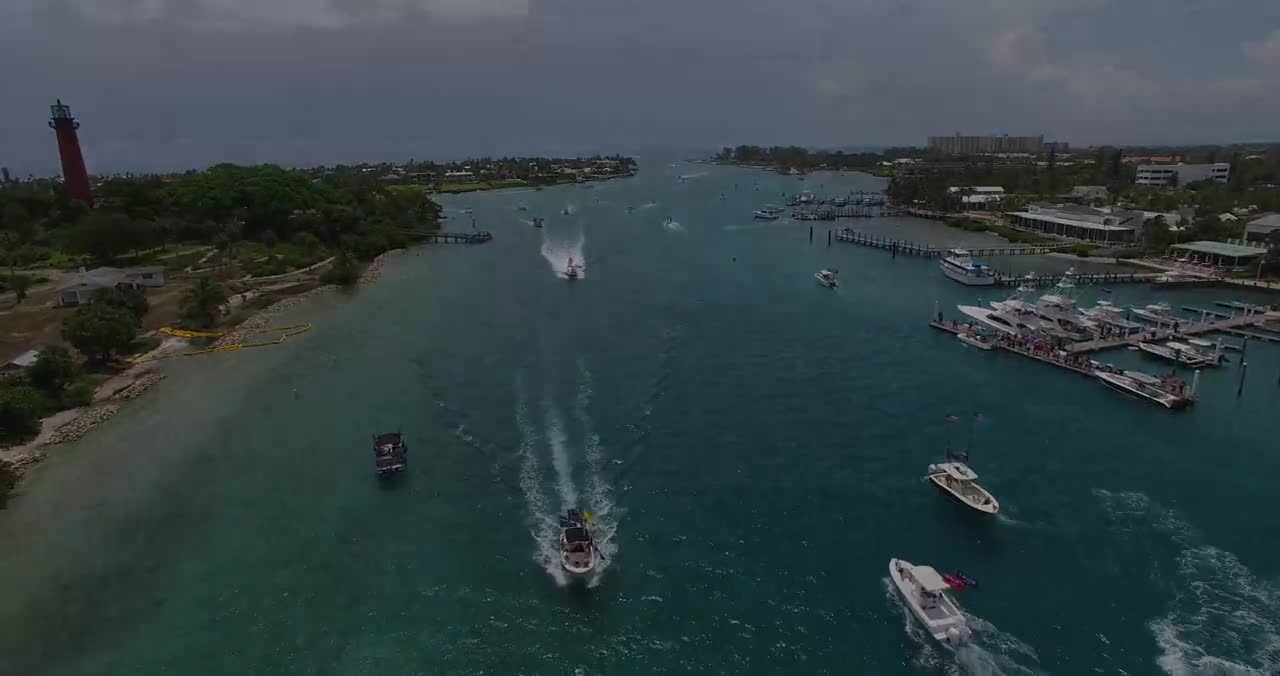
[[1, 249, 404, 486]]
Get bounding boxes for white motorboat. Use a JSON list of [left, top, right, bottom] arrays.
[[815, 269, 838, 288], [559, 509, 597, 576], [1032, 273, 1096, 338], [1165, 340, 1224, 366], [1096, 371, 1190, 409], [956, 332, 994, 350], [1136, 342, 1211, 367], [889, 559, 973, 646], [957, 305, 1044, 336], [1131, 302, 1173, 324], [1082, 300, 1145, 335], [927, 459, 999, 514], [753, 209, 780, 220], [940, 249, 996, 286], [565, 258, 582, 280], [762, 204, 785, 215]]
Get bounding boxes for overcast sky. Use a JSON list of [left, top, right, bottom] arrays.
[[3, 0, 1280, 174]]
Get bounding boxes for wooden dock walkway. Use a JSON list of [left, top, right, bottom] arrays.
[[835, 228, 1069, 259], [406, 230, 493, 244], [1065, 312, 1277, 353]]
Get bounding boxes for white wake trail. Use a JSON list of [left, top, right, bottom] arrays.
[[543, 402, 578, 508], [539, 229, 586, 279], [576, 363, 620, 586], [516, 383, 567, 586]]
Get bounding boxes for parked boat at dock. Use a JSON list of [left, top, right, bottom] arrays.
[[889, 559, 972, 646], [956, 332, 994, 350], [1131, 302, 1174, 324], [1096, 371, 1191, 409], [940, 249, 996, 286], [957, 305, 1045, 336], [1136, 342, 1212, 367]]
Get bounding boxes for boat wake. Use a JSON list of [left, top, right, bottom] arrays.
[[576, 362, 620, 587], [1094, 489, 1280, 675], [639, 201, 658, 209], [882, 578, 1042, 675], [515, 385, 568, 586], [562, 203, 577, 216], [540, 229, 586, 279], [677, 171, 708, 180], [662, 219, 684, 232], [542, 403, 578, 507]]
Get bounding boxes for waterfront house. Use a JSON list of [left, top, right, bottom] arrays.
[[57, 266, 165, 307], [1005, 204, 1140, 245]]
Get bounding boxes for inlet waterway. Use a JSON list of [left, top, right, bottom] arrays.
[[2, 161, 1278, 675]]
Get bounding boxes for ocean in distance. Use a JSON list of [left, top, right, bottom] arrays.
[[1, 160, 1278, 675]]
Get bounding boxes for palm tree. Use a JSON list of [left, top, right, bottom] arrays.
[[180, 277, 228, 328]]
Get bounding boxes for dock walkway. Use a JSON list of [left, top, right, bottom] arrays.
[[835, 228, 1068, 258], [1065, 312, 1279, 353]]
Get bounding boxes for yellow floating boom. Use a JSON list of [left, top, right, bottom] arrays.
[[135, 324, 313, 363]]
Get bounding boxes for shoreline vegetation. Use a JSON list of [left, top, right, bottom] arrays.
[[0, 155, 636, 503]]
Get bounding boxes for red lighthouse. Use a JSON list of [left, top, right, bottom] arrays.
[[49, 99, 94, 206]]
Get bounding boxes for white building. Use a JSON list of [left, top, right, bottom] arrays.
[[1006, 204, 1142, 244], [1135, 163, 1230, 186], [947, 186, 1005, 208], [57, 266, 166, 307]]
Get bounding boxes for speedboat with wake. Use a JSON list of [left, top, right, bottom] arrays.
[[559, 509, 598, 576], [889, 558, 973, 646], [815, 269, 838, 288], [565, 258, 582, 280], [532, 216, 544, 228]]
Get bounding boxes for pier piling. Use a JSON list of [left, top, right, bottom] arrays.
[[809, 226, 813, 243], [827, 230, 831, 247], [1238, 361, 1249, 397]]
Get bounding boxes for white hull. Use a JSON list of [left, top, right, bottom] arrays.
[[956, 333, 994, 350], [889, 559, 971, 646], [815, 271, 838, 288], [941, 262, 996, 286], [927, 466, 999, 514], [1096, 371, 1186, 409], [957, 305, 1037, 336], [561, 553, 596, 576]]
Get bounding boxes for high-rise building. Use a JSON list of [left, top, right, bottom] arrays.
[[927, 134, 1045, 155], [48, 99, 94, 206]]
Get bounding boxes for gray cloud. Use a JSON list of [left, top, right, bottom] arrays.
[[1, 0, 1277, 175]]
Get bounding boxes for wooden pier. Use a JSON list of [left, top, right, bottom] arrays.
[[1065, 312, 1278, 353], [836, 228, 1076, 259], [406, 230, 493, 244]]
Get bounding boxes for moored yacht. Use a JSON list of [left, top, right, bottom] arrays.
[[1136, 342, 1212, 367], [815, 269, 838, 288], [1131, 302, 1174, 324], [1096, 371, 1191, 409], [957, 305, 1045, 336], [559, 509, 597, 576], [889, 559, 973, 646], [940, 249, 996, 286]]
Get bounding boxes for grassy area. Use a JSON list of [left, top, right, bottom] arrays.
[[944, 217, 1054, 245], [235, 242, 329, 278]]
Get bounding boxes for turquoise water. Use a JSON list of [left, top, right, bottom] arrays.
[[2, 161, 1279, 675]]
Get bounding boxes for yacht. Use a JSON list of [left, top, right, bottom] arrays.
[[889, 559, 972, 646], [1165, 340, 1225, 366], [1131, 302, 1174, 324], [927, 457, 999, 514], [957, 305, 1045, 336], [753, 209, 780, 220], [1032, 271, 1096, 338], [1082, 300, 1144, 335], [815, 269, 838, 288], [559, 509, 597, 576], [940, 249, 996, 286], [1096, 371, 1190, 409], [1136, 342, 1211, 367]]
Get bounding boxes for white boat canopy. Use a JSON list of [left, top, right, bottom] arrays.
[[937, 462, 978, 481], [911, 565, 951, 592]]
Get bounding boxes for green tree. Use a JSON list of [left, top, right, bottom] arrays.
[[180, 277, 228, 328], [62, 303, 137, 363], [292, 232, 322, 257], [261, 229, 279, 249], [320, 250, 360, 286], [1141, 216, 1173, 250], [93, 286, 149, 325], [64, 212, 133, 262], [0, 384, 49, 438], [27, 346, 80, 397], [8, 274, 31, 305]]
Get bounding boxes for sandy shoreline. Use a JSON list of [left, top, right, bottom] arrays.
[[0, 249, 402, 486]]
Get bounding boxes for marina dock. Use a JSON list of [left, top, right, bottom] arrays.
[[1063, 312, 1277, 353], [834, 228, 1069, 258], [406, 230, 493, 244]]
